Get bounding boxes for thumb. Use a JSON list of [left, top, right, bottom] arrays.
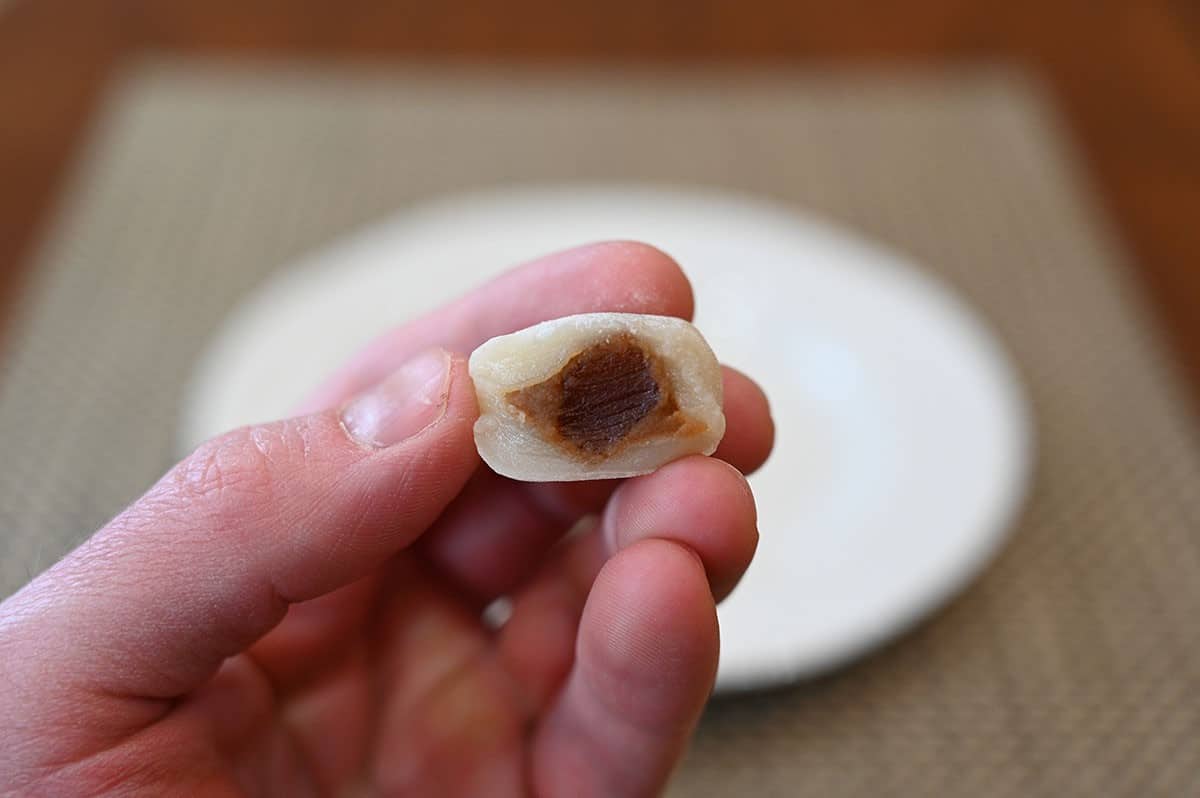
[[0, 349, 477, 706]]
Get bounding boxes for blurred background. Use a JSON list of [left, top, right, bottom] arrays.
[[2, 3, 1198, 386], [2, 3, 1199, 795]]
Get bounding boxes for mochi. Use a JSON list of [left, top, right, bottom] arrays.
[[469, 313, 725, 482]]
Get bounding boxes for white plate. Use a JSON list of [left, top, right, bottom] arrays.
[[181, 185, 1033, 692]]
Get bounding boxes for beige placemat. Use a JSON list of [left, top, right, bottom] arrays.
[[2, 61, 1198, 795]]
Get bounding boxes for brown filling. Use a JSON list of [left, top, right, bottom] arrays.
[[506, 333, 698, 459]]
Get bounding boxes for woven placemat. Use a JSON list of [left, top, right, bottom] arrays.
[[2, 62, 1198, 795]]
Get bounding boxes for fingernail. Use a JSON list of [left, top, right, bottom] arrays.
[[341, 349, 451, 447]]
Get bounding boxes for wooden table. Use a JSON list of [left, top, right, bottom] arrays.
[[3, 1, 1199, 404]]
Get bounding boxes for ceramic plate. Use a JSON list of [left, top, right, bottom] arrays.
[[181, 185, 1033, 691]]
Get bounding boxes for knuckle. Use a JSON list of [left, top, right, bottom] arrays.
[[176, 428, 273, 504], [172, 419, 317, 508]]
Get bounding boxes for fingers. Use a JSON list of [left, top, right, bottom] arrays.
[[244, 571, 383, 692], [363, 559, 526, 795], [419, 367, 771, 602], [499, 456, 757, 712], [298, 241, 694, 413], [716, 365, 776, 475], [0, 351, 478, 722], [600, 457, 758, 601], [414, 468, 600, 603], [531, 539, 718, 798], [496, 521, 606, 713]]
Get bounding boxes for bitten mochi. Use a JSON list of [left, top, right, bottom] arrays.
[[469, 313, 725, 482]]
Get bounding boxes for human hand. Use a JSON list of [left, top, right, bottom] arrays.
[[0, 243, 774, 797]]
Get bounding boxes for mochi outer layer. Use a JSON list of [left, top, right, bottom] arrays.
[[469, 313, 726, 482]]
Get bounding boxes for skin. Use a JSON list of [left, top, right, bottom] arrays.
[[0, 242, 774, 797]]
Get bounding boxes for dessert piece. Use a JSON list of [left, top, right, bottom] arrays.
[[469, 313, 725, 481]]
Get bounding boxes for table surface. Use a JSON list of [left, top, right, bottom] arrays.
[[2, 1, 1200, 412]]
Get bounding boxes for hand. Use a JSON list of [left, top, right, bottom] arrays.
[[0, 242, 773, 797]]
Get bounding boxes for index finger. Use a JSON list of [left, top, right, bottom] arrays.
[[297, 241, 695, 413]]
